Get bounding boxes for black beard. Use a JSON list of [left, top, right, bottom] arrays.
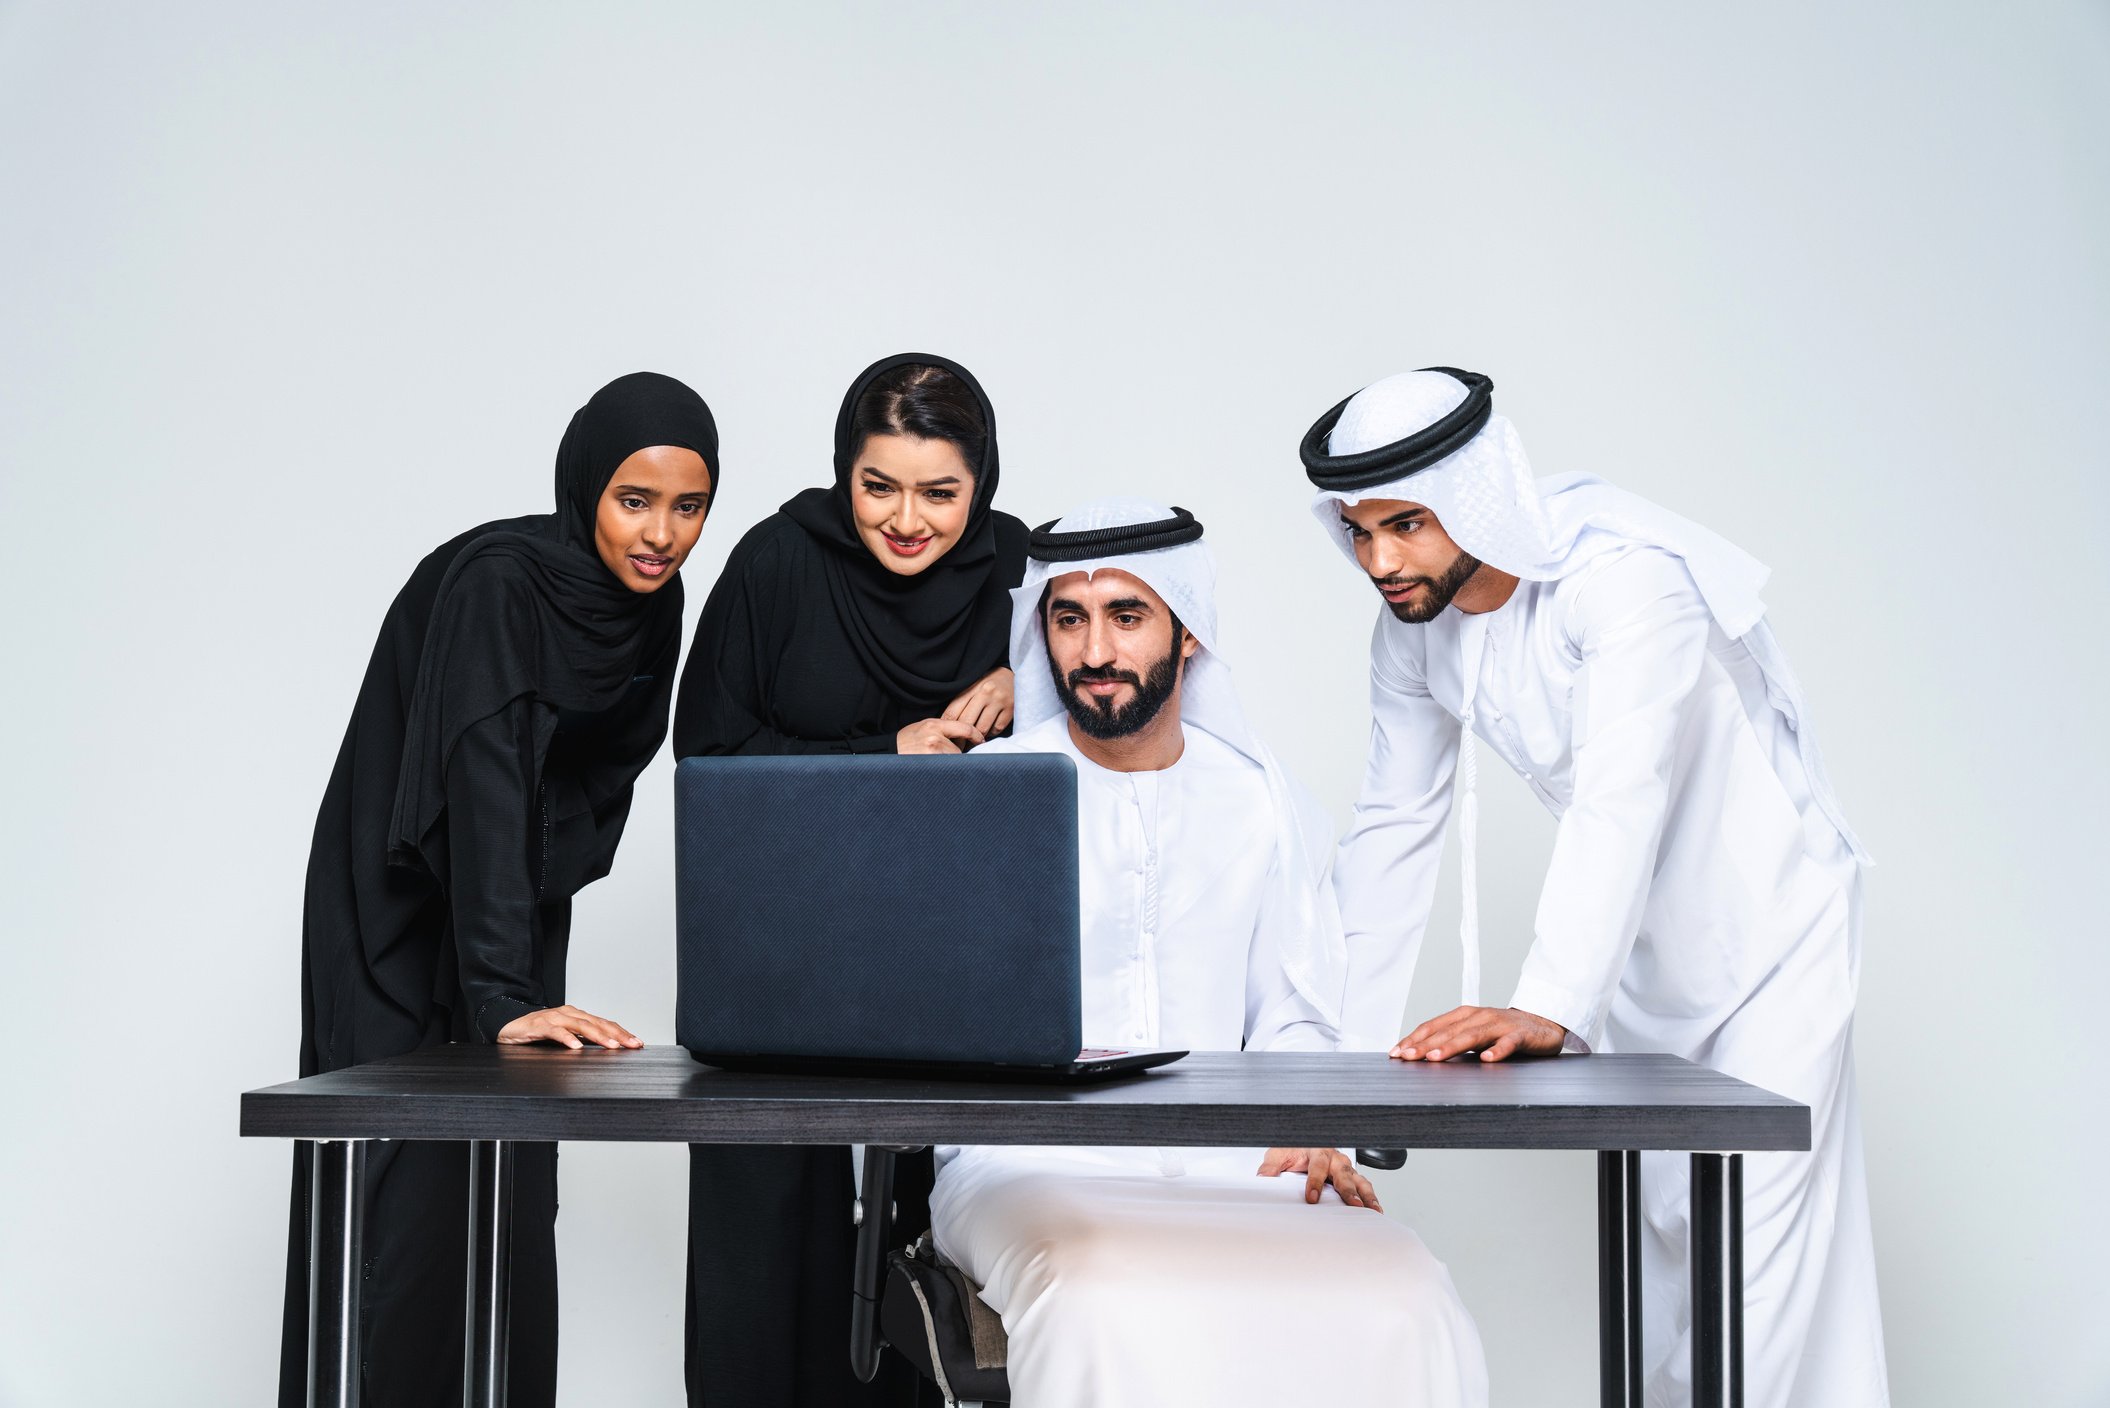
[[1375, 548, 1484, 623], [1050, 635, 1184, 740]]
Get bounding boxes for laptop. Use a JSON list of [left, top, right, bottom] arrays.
[[674, 753, 1185, 1082]]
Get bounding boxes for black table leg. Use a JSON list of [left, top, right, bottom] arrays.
[[1690, 1152, 1744, 1408], [307, 1138, 366, 1408], [1597, 1150, 1642, 1408], [465, 1140, 515, 1408]]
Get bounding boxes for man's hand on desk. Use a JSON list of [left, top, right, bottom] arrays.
[[1257, 1147, 1383, 1212], [1392, 1007, 1566, 1063], [497, 1004, 643, 1051]]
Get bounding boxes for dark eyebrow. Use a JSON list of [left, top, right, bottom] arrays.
[[612, 483, 712, 501], [1377, 507, 1427, 527], [1048, 595, 1154, 615], [860, 465, 961, 489]]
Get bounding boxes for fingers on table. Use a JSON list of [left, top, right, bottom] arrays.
[[554, 1006, 635, 1050], [1394, 1006, 1470, 1059], [1395, 1008, 1504, 1061], [1427, 1014, 1499, 1060]]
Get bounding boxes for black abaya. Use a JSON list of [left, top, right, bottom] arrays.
[[675, 355, 1025, 1408], [280, 373, 718, 1407]]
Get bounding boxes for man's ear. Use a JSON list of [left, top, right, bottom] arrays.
[[1178, 626, 1200, 661]]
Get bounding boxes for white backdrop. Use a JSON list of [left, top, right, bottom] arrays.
[[2, 3, 2105, 1404]]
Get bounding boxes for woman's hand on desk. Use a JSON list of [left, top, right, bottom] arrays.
[[942, 666, 1014, 738], [497, 1004, 643, 1050], [1257, 1147, 1383, 1212], [1392, 1006, 1566, 1063]]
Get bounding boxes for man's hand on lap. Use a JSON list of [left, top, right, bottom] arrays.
[[1391, 1006, 1566, 1062], [1257, 1148, 1383, 1211]]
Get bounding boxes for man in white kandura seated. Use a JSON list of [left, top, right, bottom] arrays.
[[933, 497, 1487, 1408]]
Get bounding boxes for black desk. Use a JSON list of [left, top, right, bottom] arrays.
[[244, 1046, 1806, 1408]]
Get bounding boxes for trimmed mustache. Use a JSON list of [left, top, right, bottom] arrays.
[[1066, 666, 1141, 692]]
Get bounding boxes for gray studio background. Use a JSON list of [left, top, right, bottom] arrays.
[[2, 3, 2105, 1403]]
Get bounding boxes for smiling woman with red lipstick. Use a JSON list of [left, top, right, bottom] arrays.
[[672, 353, 1025, 1406], [279, 372, 718, 1408]]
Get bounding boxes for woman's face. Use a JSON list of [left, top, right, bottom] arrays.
[[593, 445, 714, 593], [849, 433, 975, 576]]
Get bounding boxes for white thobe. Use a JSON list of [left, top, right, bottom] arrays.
[[934, 716, 1487, 1408], [1335, 545, 1887, 1407]]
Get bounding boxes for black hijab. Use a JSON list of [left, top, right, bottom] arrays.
[[387, 371, 719, 871], [778, 353, 1026, 704]]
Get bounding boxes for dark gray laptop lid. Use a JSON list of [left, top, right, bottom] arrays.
[[674, 753, 1082, 1066]]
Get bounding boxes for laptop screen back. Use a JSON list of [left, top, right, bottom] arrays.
[[674, 753, 1082, 1066]]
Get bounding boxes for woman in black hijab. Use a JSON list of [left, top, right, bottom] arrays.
[[280, 372, 720, 1408], [675, 354, 1026, 1406]]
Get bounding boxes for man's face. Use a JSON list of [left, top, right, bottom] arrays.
[[1042, 568, 1198, 740], [1337, 498, 1484, 623]]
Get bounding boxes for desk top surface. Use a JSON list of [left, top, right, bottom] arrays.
[[240, 1046, 1807, 1151]]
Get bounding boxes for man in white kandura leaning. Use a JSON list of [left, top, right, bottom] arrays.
[[931, 496, 1487, 1408], [1305, 368, 1887, 1408]]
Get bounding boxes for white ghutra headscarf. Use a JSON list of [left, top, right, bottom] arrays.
[[1306, 371, 1870, 1006], [1010, 496, 1346, 1028]]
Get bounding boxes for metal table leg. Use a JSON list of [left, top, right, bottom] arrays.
[[1597, 1150, 1642, 1408], [1690, 1152, 1745, 1408], [465, 1140, 515, 1408], [307, 1138, 366, 1408]]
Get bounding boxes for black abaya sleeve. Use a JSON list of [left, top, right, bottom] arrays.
[[445, 698, 558, 1040]]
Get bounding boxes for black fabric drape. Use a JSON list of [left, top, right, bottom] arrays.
[[670, 512, 1027, 757], [280, 372, 717, 1407], [676, 355, 1023, 1408]]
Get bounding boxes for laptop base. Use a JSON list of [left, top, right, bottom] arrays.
[[688, 1049, 1187, 1084]]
